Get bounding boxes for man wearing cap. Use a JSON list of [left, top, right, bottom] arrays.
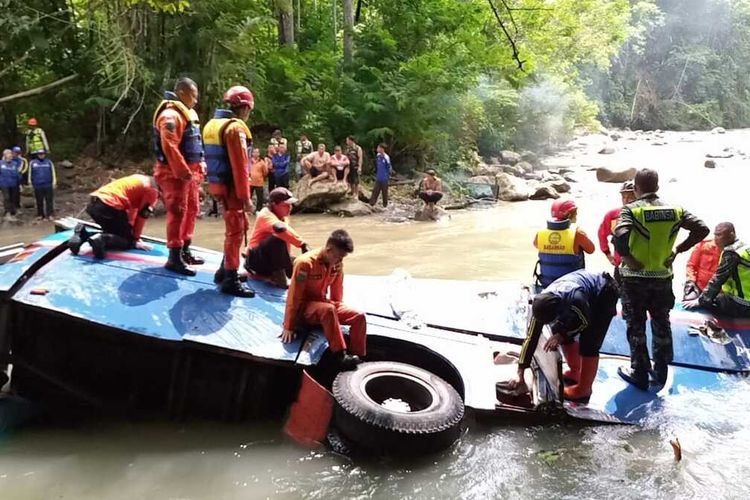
[[506, 269, 619, 402], [418, 169, 443, 208], [203, 85, 256, 297], [10, 147, 28, 208], [281, 229, 366, 370], [25, 118, 50, 160], [614, 168, 709, 389], [684, 222, 750, 318], [245, 187, 310, 288], [534, 198, 595, 288], [598, 181, 637, 280]]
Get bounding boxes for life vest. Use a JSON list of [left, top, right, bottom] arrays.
[[536, 220, 584, 287], [151, 91, 204, 165], [30, 158, 54, 188], [720, 241, 750, 300], [27, 128, 46, 153], [0, 161, 19, 188], [621, 204, 684, 279], [202, 109, 252, 186]]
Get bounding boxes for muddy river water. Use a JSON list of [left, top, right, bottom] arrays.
[[0, 130, 749, 498]]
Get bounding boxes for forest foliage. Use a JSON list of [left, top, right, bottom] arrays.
[[0, 0, 746, 171]]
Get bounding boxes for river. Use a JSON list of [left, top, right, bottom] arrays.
[[1, 129, 749, 499]]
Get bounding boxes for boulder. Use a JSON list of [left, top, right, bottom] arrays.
[[500, 150, 522, 165], [467, 175, 495, 185], [516, 161, 534, 173], [475, 164, 504, 177], [501, 164, 525, 177], [704, 160, 716, 169], [415, 205, 449, 222], [327, 199, 375, 217], [60, 160, 74, 169], [712, 127, 726, 134], [523, 172, 543, 181], [547, 176, 571, 193], [598, 145, 616, 154], [520, 151, 539, 166], [563, 173, 578, 183], [495, 173, 530, 202], [596, 166, 636, 183], [529, 184, 560, 200], [293, 177, 349, 211], [465, 182, 495, 200]]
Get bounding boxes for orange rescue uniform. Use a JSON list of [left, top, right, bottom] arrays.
[[248, 207, 304, 251], [154, 106, 203, 249], [283, 249, 366, 356], [207, 121, 251, 271], [92, 174, 159, 241]]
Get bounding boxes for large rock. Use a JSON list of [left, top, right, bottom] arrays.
[[516, 161, 534, 174], [495, 173, 530, 201], [475, 164, 504, 177], [598, 145, 616, 154], [520, 151, 539, 166], [415, 205, 449, 222], [502, 164, 525, 177], [704, 160, 716, 169], [523, 172, 543, 181], [500, 150, 522, 165], [529, 184, 560, 200], [465, 182, 495, 200], [546, 175, 571, 193], [468, 175, 495, 185], [712, 127, 726, 134], [596, 166, 636, 183], [60, 160, 74, 169], [327, 199, 375, 217], [294, 177, 349, 211]]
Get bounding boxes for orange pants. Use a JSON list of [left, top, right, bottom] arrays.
[[302, 301, 367, 356], [154, 170, 189, 249], [180, 170, 202, 243], [218, 192, 247, 271]]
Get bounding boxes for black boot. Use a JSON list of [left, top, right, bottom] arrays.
[[0, 369, 8, 390], [165, 247, 196, 276], [214, 258, 226, 284], [617, 366, 649, 391], [68, 223, 91, 255], [182, 240, 205, 265], [88, 233, 106, 259], [335, 351, 362, 371], [220, 269, 255, 297]]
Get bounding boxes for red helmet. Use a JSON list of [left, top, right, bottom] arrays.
[[223, 86, 254, 109], [28, 117, 38, 126], [551, 199, 578, 220]]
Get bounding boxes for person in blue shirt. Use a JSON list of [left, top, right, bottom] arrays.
[[11, 146, 28, 208], [271, 143, 291, 189], [29, 149, 56, 220], [0, 149, 21, 220], [369, 143, 391, 207]]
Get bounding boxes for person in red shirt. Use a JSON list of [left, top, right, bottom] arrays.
[[152, 77, 205, 276], [281, 229, 365, 370], [68, 174, 159, 258], [203, 86, 256, 297], [683, 238, 721, 300], [245, 187, 310, 288], [598, 181, 636, 273]]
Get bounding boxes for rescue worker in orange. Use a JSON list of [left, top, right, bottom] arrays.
[[68, 174, 159, 259], [683, 237, 721, 301], [281, 229, 365, 370], [534, 198, 595, 288], [245, 187, 310, 288], [152, 77, 206, 276], [203, 86, 256, 297]]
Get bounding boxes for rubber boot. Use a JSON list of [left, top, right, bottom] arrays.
[[617, 366, 649, 391], [335, 351, 361, 371], [561, 341, 581, 385], [165, 247, 196, 276], [181, 239, 205, 265], [88, 233, 106, 259], [564, 356, 599, 403], [220, 269, 255, 298], [67, 223, 91, 255], [650, 363, 668, 387], [214, 258, 225, 284]]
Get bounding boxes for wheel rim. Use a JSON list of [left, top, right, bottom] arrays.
[[360, 371, 439, 414]]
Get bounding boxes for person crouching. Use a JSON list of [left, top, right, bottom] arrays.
[[506, 270, 619, 402], [245, 187, 310, 288], [69, 174, 158, 258], [281, 229, 365, 370]]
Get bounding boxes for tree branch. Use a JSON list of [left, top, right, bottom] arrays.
[[487, 0, 525, 71], [0, 74, 79, 104]]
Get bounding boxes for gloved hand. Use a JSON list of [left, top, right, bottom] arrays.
[[683, 281, 700, 301], [301, 242, 310, 254]]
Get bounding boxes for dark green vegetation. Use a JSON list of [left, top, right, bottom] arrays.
[[0, 1, 747, 170]]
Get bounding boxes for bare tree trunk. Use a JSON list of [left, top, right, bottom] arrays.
[[343, 0, 354, 64], [275, 0, 295, 46], [332, 0, 337, 48]]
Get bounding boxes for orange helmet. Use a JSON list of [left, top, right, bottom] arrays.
[[551, 199, 578, 221], [28, 117, 38, 126], [223, 86, 254, 109]]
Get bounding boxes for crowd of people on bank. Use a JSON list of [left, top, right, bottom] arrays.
[[0, 118, 56, 221]]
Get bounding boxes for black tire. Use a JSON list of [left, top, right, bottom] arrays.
[[332, 361, 464, 454]]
